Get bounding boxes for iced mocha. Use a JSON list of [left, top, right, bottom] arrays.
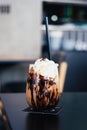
[[26, 58, 59, 110]]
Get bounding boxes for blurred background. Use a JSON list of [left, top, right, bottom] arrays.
[[0, 0, 41, 60], [42, 0, 87, 58], [0, 0, 87, 93], [42, 0, 87, 92]]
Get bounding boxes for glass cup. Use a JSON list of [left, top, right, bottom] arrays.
[[26, 59, 60, 111]]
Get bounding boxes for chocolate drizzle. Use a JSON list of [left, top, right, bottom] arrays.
[[26, 71, 59, 110]]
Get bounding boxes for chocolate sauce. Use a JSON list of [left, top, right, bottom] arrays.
[[26, 72, 59, 110]]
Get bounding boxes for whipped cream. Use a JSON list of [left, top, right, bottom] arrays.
[[29, 58, 58, 78]]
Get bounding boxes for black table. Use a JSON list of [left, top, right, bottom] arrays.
[[0, 92, 87, 130]]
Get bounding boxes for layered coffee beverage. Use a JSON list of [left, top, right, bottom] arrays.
[[26, 58, 60, 110]]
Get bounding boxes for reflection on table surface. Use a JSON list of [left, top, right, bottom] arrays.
[[26, 114, 60, 130]]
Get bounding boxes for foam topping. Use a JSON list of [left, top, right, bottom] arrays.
[[30, 58, 58, 78]]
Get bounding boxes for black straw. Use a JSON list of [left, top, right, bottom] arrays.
[[45, 17, 51, 60]]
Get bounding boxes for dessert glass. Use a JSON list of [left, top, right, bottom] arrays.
[[26, 58, 60, 111]]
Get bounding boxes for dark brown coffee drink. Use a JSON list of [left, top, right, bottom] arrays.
[[26, 58, 59, 110]]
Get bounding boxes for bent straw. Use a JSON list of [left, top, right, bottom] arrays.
[[45, 17, 51, 60]]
